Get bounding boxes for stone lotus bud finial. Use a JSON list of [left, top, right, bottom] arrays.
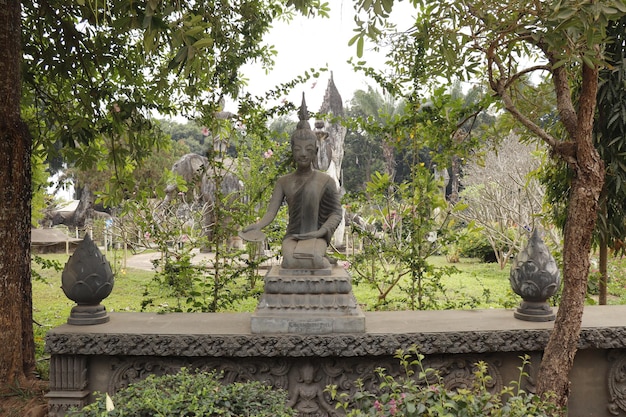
[[509, 229, 561, 321], [61, 234, 114, 325]]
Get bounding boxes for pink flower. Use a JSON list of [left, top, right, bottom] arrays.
[[373, 400, 382, 411], [201, 127, 210, 136], [263, 149, 274, 159], [342, 261, 351, 270], [389, 399, 397, 415], [144, 232, 151, 240]]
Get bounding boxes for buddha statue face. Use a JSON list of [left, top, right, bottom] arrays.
[[292, 136, 317, 170]]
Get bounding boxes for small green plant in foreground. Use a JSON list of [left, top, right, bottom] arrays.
[[327, 346, 563, 417], [71, 368, 296, 417]]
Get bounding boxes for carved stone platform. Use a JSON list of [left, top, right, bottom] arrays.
[[251, 265, 365, 334], [45, 306, 626, 416]]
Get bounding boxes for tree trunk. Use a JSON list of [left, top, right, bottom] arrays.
[[599, 237, 608, 305], [382, 134, 396, 182], [598, 188, 608, 305], [536, 63, 604, 411], [448, 155, 461, 203], [0, 1, 35, 386]]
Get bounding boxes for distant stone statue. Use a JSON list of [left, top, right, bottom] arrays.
[[241, 94, 342, 270]]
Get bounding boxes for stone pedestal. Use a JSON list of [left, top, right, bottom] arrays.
[[251, 265, 365, 334]]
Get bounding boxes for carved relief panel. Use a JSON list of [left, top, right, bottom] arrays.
[[107, 354, 504, 417]]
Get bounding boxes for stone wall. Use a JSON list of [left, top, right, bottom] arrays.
[[45, 307, 626, 416]]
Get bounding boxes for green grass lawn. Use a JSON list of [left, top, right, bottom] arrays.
[[33, 251, 626, 332], [33, 252, 172, 330], [30, 253, 516, 333], [348, 255, 516, 311]]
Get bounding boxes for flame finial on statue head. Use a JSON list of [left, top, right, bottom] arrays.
[[297, 92, 310, 127], [291, 93, 317, 144]]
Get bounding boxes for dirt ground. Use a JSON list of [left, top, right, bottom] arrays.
[[0, 380, 48, 417]]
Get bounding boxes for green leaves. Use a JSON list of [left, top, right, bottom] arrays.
[[75, 368, 296, 417], [22, 0, 336, 213], [331, 346, 563, 416], [592, 15, 626, 249]]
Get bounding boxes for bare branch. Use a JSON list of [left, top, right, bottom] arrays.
[[503, 65, 551, 90]]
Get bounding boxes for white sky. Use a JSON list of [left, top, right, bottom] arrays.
[[236, 1, 418, 113]]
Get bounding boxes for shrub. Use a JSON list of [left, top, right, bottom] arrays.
[[327, 346, 563, 417], [457, 228, 496, 263], [72, 368, 296, 417]]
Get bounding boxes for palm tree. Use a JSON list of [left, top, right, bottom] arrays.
[[594, 15, 626, 304], [348, 86, 406, 183]]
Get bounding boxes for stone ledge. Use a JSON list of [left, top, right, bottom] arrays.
[[45, 306, 626, 357]]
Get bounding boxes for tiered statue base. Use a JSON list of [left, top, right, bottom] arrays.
[[251, 265, 365, 334]]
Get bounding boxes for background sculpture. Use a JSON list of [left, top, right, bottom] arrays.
[[163, 152, 243, 250], [314, 73, 347, 248]]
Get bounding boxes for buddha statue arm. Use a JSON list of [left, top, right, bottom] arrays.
[[295, 176, 342, 242], [243, 181, 284, 231]]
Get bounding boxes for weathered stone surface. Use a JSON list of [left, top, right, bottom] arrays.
[[510, 229, 560, 322], [251, 266, 366, 334], [61, 234, 114, 325], [241, 95, 342, 270], [45, 307, 626, 416], [266, 267, 353, 294], [46, 307, 626, 357], [45, 355, 89, 417]]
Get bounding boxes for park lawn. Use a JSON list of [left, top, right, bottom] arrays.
[[32, 253, 515, 332], [433, 256, 518, 309], [33, 252, 175, 331], [33, 251, 626, 331], [349, 256, 515, 311]]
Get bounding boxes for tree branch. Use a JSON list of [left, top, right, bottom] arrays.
[[528, 36, 579, 136], [503, 65, 551, 90], [485, 37, 577, 165]]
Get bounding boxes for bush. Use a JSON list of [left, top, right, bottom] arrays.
[[327, 346, 563, 417], [72, 368, 296, 417], [457, 228, 497, 263]]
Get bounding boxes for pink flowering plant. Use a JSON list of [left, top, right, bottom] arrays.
[[326, 346, 563, 417]]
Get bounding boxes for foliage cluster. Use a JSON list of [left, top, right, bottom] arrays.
[[347, 167, 461, 310], [456, 227, 500, 263], [120, 196, 262, 313], [113, 116, 294, 313], [328, 347, 563, 417], [341, 82, 497, 311], [72, 368, 296, 417]]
